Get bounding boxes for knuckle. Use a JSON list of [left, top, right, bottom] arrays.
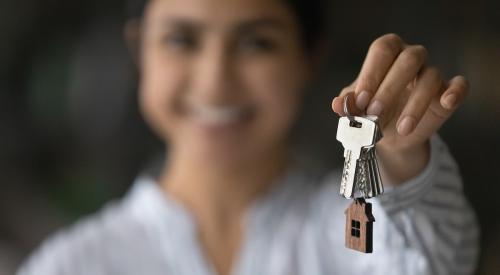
[[429, 104, 450, 121], [453, 75, 469, 98], [340, 86, 353, 95], [381, 33, 403, 45], [457, 75, 469, 89], [357, 75, 377, 91], [461, 76, 470, 95], [371, 33, 403, 56], [412, 45, 428, 61], [425, 66, 442, 82], [399, 48, 425, 67], [370, 42, 396, 60]]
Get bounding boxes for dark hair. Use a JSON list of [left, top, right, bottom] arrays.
[[126, 0, 329, 51]]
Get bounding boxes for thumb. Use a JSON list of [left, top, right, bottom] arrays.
[[332, 91, 364, 116]]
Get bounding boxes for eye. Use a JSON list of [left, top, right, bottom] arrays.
[[239, 34, 276, 52], [162, 32, 198, 50]]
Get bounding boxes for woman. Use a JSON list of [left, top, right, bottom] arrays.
[[18, 0, 478, 274]]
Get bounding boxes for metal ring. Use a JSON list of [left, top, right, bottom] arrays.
[[343, 93, 355, 122]]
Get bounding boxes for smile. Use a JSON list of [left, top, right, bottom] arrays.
[[188, 103, 253, 127]]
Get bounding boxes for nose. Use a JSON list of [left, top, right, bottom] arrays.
[[191, 40, 236, 105]]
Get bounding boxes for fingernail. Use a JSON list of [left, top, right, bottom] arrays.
[[356, 90, 370, 110], [397, 116, 416, 136], [444, 94, 457, 109], [366, 100, 384, 116]]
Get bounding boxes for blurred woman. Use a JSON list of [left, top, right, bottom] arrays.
[[18, 0, 478, 274]]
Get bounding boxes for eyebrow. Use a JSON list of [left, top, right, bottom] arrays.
[[160, 17, 287, 33], [234, 18, 287, 33]]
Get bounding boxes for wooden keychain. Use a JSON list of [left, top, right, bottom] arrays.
[[344, 198, 375, 253]]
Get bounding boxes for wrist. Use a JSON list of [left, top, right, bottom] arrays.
[[376, 141, 430, 186]]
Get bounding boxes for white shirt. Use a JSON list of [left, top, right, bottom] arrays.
[[18, 136, 479, 275]]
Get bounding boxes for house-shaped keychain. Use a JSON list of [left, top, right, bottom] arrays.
[[344, 198, 375, 253]]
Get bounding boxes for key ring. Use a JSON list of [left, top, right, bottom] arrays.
[[343, 93, 358, 124]]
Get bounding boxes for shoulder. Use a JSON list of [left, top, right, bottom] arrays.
[[17, 178, 175, 275]]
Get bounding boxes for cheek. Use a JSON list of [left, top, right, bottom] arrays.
[[139, 53, 186, 141], [243, 58, 307, 139]]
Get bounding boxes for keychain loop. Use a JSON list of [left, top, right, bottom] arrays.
[[343, 93, 354, 121], [343, 93, 359, 126]]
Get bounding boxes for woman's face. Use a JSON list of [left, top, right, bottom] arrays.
[[138, 0, 312, 167]]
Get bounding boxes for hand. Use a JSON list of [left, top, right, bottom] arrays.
[[331, 33, 468, 185]]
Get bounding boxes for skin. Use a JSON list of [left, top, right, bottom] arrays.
[[127, 1, 468, 274]]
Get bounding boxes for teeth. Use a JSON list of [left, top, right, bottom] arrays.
[[192, 104, 245, 125]]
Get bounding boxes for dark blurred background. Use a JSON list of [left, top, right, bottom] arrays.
[[0, 0, 499, 274]]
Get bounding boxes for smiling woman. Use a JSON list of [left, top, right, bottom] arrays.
[[134, 2, 322, 273], [16, 0, 479, 275]]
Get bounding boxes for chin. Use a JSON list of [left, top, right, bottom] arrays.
[[180, 134, 264, 167]]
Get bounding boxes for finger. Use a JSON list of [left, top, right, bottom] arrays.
[[440, 75, 468, 111], [354, 33, 405, 110], [367, 44, 428, 119], [331, 83, 356, 115], [412, 75, 468, 138], [396, 66, 443, 136], [332, 96, 344, 116], [332, 91, 362, 116]]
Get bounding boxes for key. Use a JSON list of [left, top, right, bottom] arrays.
[[337, 116, 378, 198], [351, 118, 383, 198], [356, 148, 380, 198], [365, 115, 383, 142], [356, 148, 373, 198], [358, 116, 383, 198], [368, 149, 384, 197], [358, 149, 378, 198]]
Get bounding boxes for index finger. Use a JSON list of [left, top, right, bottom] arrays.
[[355, 33, 405, 110]]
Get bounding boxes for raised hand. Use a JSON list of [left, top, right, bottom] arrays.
[[331, 33, 468, 185]]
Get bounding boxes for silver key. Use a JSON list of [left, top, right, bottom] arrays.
[[365, 116, 383, 198], [365, 115, 383, 142], [337, 116, 378, 198], [354, 116, 383, 198], [356, 148, 373, 198], [368, 149, 384, 197], [359, 148, 383, 198]]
